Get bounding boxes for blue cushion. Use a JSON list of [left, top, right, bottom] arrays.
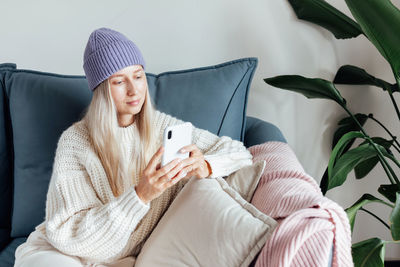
[[0, 237, 27, 267], [4, 71, 92, 237], [244, 116, 287, 147], [147, 57, 257, 141], [4, 57, 258, 238]]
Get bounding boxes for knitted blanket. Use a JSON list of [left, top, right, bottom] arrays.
[[248, 142, 353, 267]]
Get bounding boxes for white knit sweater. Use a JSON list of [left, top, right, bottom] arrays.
[[32, 110, 253, 265]]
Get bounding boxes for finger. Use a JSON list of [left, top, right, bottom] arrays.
[[186, 162, 201, 177], [178, 164, 196, 178], [165, 169, 190, 186], [187, 159, 204, 178], [176, 156, 197, 169], [154, 158, 183, 181], [147, 146, 164, 171], [158, 160, 187, 184], [179, 144, 197, 154]]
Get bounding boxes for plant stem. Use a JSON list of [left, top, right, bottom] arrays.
[[369, 116, 400, 153], [386, 85, 400, 121], [391, 143, 400, 154], [360, 207, 390, 230], [342, 105, 399, 184], [386, 240, 400, 244]]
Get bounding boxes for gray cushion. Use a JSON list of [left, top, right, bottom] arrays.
[[4, 57, 258, 238]]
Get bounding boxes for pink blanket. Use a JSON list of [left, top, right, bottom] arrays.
[[249, 142, 353, 267]]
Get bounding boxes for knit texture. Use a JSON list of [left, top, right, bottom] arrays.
[[83, 27, 146, 91], [25, 110, 253, 265], [249, 142, 353, 267]]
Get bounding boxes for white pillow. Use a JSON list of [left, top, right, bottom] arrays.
[[225, 160, 266, 202], [135, 177, 277, 267]]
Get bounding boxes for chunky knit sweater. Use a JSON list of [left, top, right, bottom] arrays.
[[30, 110, 253, 265]]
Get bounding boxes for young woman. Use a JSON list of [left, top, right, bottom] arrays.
[[14, 27, 253, 267]]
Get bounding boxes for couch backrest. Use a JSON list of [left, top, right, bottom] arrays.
[[0, 64, 14, 250], [0, 58, 258, 238]]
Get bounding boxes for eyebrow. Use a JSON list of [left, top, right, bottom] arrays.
[[111, 69, 143, 78]]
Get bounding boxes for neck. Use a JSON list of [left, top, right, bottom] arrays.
[[118, 115, 135, 128]]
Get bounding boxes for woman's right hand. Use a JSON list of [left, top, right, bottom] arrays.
[[135, 146, 188, 204]]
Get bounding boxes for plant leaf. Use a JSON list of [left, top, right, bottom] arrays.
[[288, 0, 363, 39], [321, 115, 367, 194], [361, 137, 394, 150], [333, 65, 398, 93], [329, 143, 381, 190], [354, 156, 380, 180], [320, 167, 329, 195], [352, 238, 385, 267], [390, 192, 400, 240], [346, 194, 389, 232], [345, 0, 400, 90], [327, 131, 365, 190], [378, 184, 399, 203], [354, 137, 394, 179], [264, 75, 346, 107], [354, 157, 379, 180], [333, 113, 368, 149]]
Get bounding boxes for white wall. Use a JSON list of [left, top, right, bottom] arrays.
[[1, 0, 399, 260]]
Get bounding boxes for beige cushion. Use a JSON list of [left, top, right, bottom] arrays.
[[135, 177, 277, 267], [225, 160, 266, 202]]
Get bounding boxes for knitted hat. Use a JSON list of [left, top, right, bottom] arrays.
[[83, 27, 146, 91]]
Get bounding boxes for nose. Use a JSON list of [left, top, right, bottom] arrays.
[[127, 79, 138, 95]]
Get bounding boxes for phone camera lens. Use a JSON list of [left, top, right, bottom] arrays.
[[168, 130, 172, 139]]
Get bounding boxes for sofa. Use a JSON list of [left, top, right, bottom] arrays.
[[0, 57, 331, 266]]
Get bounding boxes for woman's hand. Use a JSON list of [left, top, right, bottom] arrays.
[[178, 144, 211, 179], [135, 146, 188, 204]]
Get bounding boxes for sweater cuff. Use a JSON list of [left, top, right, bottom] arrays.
[[203, 154, 229, 178], [120, 186, 150, 221], [131, 186, 151, 208]]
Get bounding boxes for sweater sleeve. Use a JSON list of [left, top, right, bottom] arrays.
[[44, 127, 150, 263], [154, 110, 253, 178]]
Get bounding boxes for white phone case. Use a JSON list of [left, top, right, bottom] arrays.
[[161, 122, 193, 166]]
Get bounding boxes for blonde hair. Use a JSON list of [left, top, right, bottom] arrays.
[[82, 79, 158, 197]]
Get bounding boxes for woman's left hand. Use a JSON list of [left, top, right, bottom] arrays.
[[178, 144, 211, 179]]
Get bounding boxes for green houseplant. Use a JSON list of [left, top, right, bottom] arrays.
[[264, 0, 400, 266]]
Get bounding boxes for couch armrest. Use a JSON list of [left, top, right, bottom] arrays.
[[0, 229, 10, 251], [244, 116, 287, 148]]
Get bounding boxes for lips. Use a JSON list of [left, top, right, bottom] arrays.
[[127, 99, 140, 105]]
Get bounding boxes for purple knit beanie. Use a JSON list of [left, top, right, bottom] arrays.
[[83, 27, 146, 91]]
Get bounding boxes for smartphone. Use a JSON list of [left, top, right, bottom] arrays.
[[161, 122, 193, 167]]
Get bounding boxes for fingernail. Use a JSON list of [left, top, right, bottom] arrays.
[[180, 149, 185, 153]]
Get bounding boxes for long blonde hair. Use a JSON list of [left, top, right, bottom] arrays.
[[82, 79, 158, 197]]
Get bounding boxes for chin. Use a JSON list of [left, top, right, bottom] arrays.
[[129, 104, 144, 114]]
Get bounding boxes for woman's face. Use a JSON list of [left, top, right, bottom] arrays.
[[109, 65, 147, 127]]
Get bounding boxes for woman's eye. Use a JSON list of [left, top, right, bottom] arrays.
[[136, 76, 142, 79], [115, 81, 123, 84]]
